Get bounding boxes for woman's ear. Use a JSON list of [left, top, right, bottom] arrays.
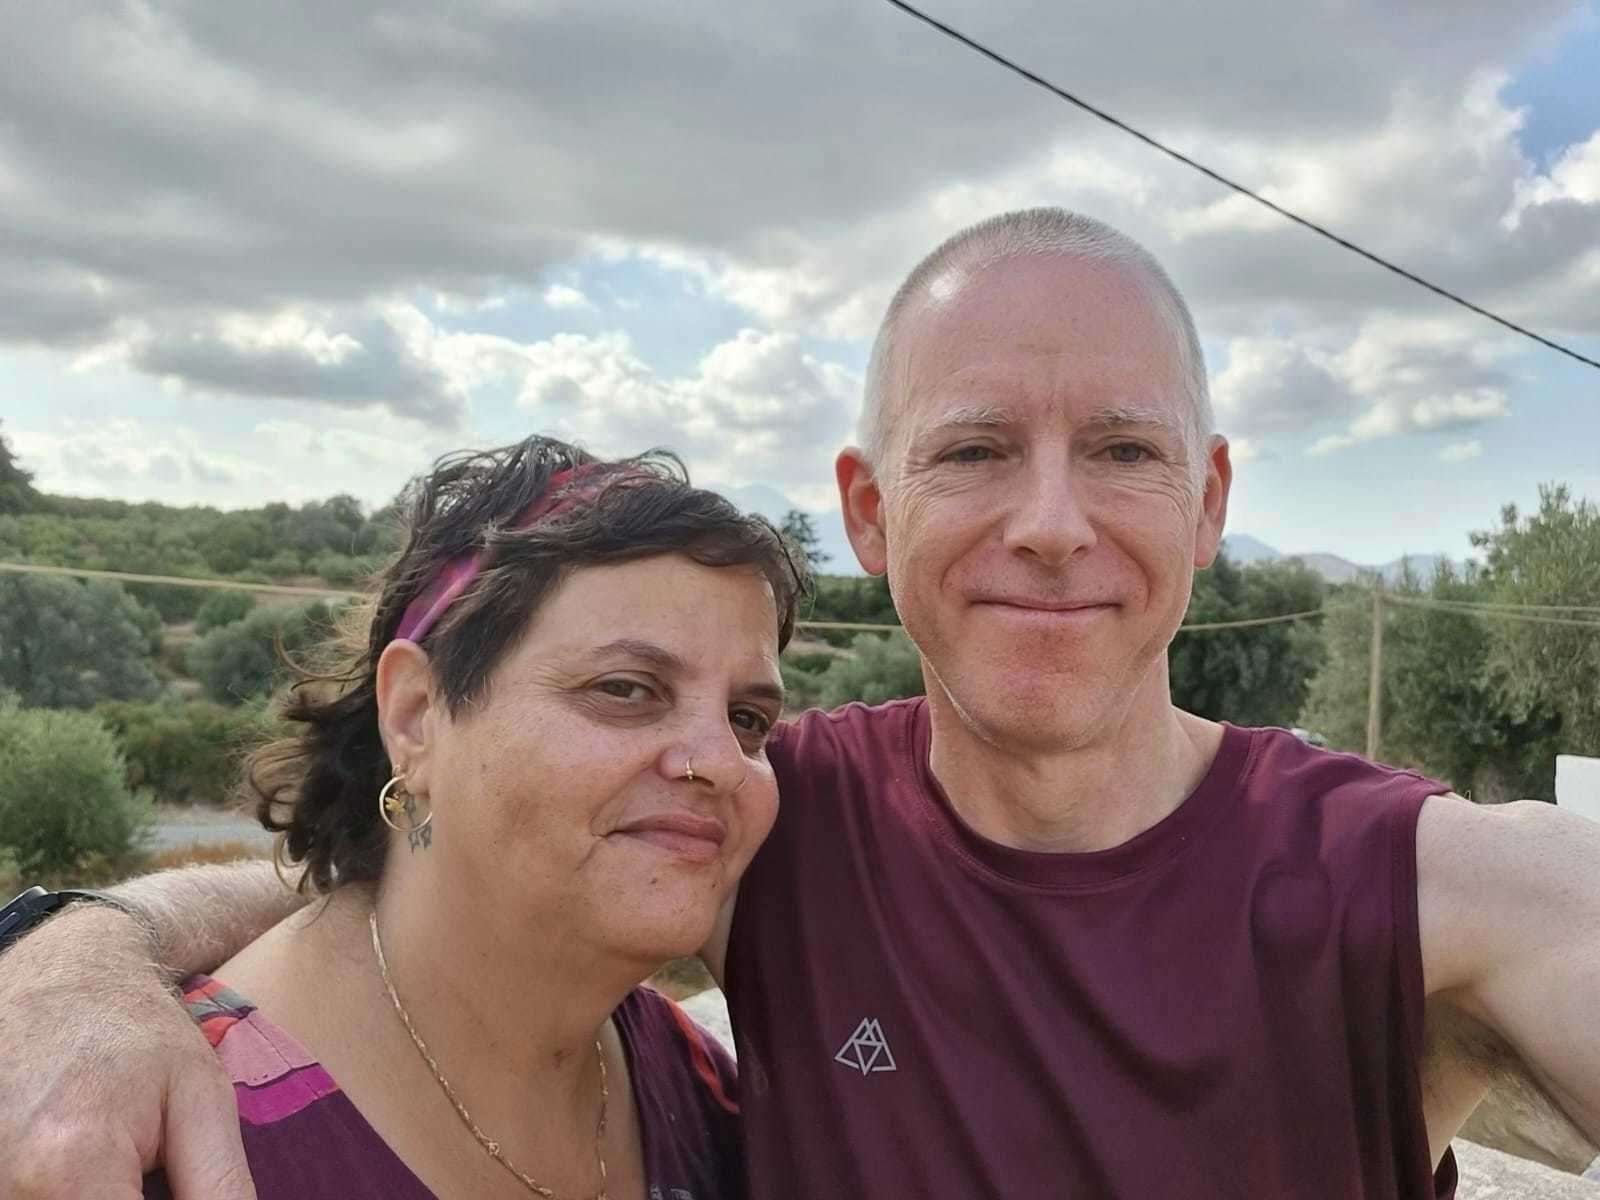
[[376, 640, 436, 793]]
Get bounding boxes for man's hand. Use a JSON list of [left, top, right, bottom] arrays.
[[1419, 794, 1600, 1147], [0, 861, 300, 1199], [0, 905, 255, 1199]]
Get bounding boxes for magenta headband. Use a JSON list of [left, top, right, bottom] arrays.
[[393, 463, 613, 644]]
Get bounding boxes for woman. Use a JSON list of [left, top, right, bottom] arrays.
[[146, 435, 804, 1199]]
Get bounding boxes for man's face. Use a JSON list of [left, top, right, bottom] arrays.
[[844, 255, 1230, 752]]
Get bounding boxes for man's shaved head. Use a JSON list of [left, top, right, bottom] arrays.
[[860, 208, 1214, 483]]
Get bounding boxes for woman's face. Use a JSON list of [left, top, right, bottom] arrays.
[[411, 553, 785, 965]]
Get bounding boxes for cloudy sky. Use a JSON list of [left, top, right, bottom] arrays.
[[4, 0, 1598, 569]]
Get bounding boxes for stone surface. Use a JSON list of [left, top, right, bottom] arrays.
[[1461, 1079, 1598, 1174], [679, 986, 733, 1052], [1455, 1140, 1600, 1198]]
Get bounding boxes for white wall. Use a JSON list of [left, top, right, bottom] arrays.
[[1555, 755, 1600, 824]]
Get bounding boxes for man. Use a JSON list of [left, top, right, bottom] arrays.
[[3, 208, 1597, 1198]]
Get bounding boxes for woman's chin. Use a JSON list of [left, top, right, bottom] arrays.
[[604, 905, 719, 969]]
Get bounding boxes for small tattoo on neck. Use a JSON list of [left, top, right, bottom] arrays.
[[403, 793, 431, 853]]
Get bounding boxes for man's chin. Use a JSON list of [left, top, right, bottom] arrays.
[[943, 678, 1119, 753]]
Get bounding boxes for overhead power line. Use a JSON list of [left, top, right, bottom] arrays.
[[1382, 593, 1600, 629], [1375, 594, 1600, 616], [1177, 608, 1325, 632], [883, 0, 1600, 374]]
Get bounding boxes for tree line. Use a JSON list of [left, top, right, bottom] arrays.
[[2, 419, 1596, 889]]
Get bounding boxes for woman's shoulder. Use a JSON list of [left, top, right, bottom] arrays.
[[615, 986, 745, 1198], [616, 985, 739, 1116], [145, 975, 431, 1200]]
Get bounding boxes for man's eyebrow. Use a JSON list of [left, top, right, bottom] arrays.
[[1082, 404, 1187, 436], [919, 404, 1018, 436]]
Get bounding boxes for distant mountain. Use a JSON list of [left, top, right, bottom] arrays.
[[1220, 534, 1281, 565], [1221, 535, 1460, 586], [1295, 552, 1366, 584], [717, 510, 1455, 584]]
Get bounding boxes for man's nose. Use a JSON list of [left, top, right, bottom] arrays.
[[1001, 459, 1097, 567]]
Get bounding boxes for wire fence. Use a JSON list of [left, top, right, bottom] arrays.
[[10, 558, 1595, 636]]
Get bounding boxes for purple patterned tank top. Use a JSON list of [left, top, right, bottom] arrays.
[[144, 976, 743, 1200]]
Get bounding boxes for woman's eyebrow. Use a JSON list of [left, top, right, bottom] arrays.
[[737, 679, 787, 707], [590, 638, 784, 705], [589, 638, 690, 674]]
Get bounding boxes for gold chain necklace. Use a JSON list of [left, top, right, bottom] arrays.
[[369, 911, 610, 1199]]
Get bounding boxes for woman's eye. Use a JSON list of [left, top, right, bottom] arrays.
[[731, 708, 774, 737], [596, 679, 653, 703]]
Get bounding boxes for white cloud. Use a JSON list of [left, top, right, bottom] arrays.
[[12, 420, 256, 502], [1307, 433, 1357, 457], [1439, 439, 1485, 462], [509, 326, 860, 501], [1212, 337, 1352, 437], [542, 284, 594, 311]]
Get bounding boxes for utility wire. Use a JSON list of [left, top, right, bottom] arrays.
[[882, 0, 1600, 374], [8, 559, 1594, 633], [1383, 593, 1600, 629], [1177, 608, 1325, 632], [1376, 594, 1600, 616]]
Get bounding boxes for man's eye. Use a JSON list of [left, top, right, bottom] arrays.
[[1107, 443, 1149, 464], [943, 445, 996, 464]]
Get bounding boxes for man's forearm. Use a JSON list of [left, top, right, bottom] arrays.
[[106, 860, 310, 978]]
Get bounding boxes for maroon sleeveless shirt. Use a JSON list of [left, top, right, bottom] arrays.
[[727, 699, 1454, 1198]]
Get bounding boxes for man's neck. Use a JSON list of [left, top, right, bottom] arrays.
[[925, 671, 1224, 854]]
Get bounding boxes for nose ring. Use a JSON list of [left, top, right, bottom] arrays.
[[682, 757, 695, 782]]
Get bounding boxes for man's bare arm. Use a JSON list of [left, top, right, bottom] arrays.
[[108, 860, 309, 977], [0, 861, 309, 1199], [1418, 793, 1600, 1146]]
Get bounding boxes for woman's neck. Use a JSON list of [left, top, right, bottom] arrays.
[[371, 872, 645, 1096], [216, 874, 649, 1197]]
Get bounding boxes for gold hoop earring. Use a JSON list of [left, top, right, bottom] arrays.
[[378, 772, 433, 836]]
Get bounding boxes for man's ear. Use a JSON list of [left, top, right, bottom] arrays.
[[836, 448, 889, 576], [375, 640, 437, 793], [1193, 435, 1233, 569]]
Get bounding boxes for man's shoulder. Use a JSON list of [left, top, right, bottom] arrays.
[[1233, 723, 1449, 808], [769, 696, 926, 780]]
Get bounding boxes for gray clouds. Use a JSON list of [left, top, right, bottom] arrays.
[[1, 0, 1596, 455]]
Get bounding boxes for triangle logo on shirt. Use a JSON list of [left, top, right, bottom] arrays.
[[834, 1018, 898, 1075]]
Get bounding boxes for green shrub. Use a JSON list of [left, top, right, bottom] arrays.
[[310, 552, 371, 587], [0, 704, 153, 875], [0, 575, 163, 708], [783, 649, 838, 675], [817, 632, 926, 709], [194, 589, 258, 634], [95, 699, 273, 805], [780, 660, 828, 714], [124, 582, 208, 623], [187, 600, 339, 704]]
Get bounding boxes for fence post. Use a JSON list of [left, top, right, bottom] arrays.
[[1366, 583, 1384, 760]]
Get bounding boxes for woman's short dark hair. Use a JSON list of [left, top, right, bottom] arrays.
[[248, 435, 808, 893]]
